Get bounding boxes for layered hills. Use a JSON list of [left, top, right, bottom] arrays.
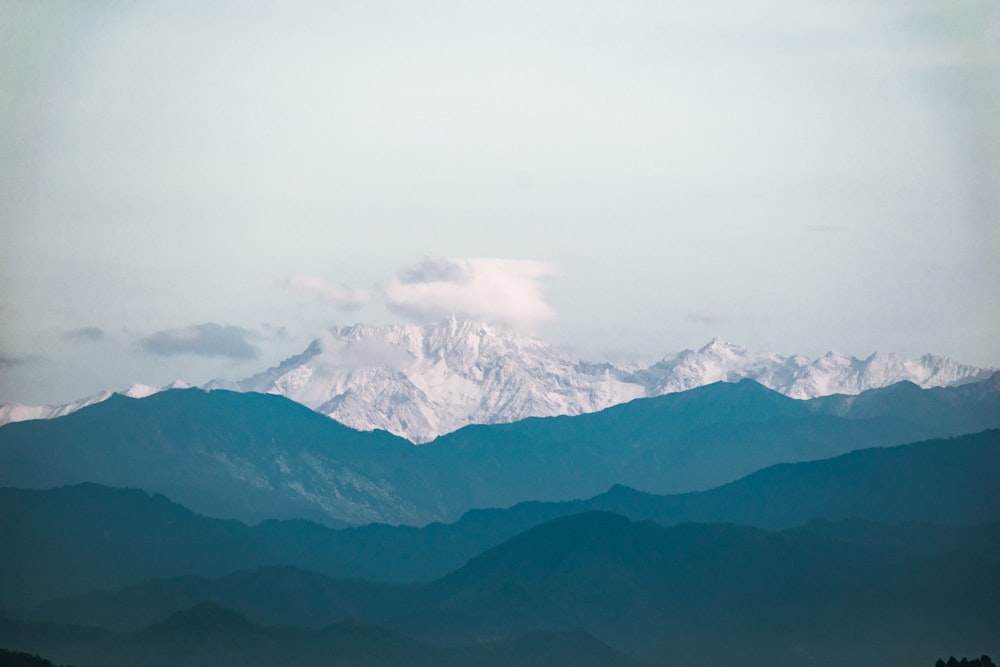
[[3, 418, 997, 666], [1, 375, 998, 526], [3, 429, 997, 608], [2, 338, 997, 665], [3, 512, 997, 667]]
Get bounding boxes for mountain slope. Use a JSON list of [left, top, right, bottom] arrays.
[[420, 374, 1000, 507], [3, 430, 997, 608], [0, 388, 423, 526], [575, 427, 1000, 529]]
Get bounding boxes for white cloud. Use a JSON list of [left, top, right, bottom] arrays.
[[384, 258, 558, 329], [284, 274, 371, 310]]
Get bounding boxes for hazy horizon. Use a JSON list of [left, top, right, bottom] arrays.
[[2, 0, 998, 404]]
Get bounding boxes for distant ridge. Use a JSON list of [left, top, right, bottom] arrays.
[[3, 319, 994, 442], [2, 377, 998, 526]]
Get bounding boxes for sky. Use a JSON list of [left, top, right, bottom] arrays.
[[1, 0, 998, 405]]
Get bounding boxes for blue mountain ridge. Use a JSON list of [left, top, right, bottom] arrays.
[[0, 374, 997, 526]]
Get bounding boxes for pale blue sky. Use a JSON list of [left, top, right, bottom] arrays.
[[2, 0, 998, 404]]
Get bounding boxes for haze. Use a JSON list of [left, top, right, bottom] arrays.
[[1, 0, 997, 404]]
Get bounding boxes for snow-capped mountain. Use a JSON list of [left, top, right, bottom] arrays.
[[627, 337, 992, 400], [0, 381, 190, 427], [0, 392, 114, 425], [1, 320, 993, 441], [208, 318, 644, 443], [209, 319, 993, 442]]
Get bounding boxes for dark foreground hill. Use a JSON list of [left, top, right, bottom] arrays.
[[2, 429, 998, 610], [3, 514, 998, 667], [0, 647, 72, 667], [1, 375, 997, 526]]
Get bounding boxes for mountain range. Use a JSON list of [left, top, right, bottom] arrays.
[[3, 429, 997, 609], [3, 321, 998, 665], [2, 319, 994, 442], [2, 374, 998, 526], [3, 427, 999, 666], [4, 488, 998, 666]]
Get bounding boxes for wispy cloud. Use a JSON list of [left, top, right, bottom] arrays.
[[687, 309, 729, 325], [384, 258, 558, 329], [284, 274, 371, 309], [139, 323, 260, 360], [64, 326, 107, 342]]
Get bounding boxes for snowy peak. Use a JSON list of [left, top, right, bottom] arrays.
[[0, 392, 113, 425], [697, 337, 747, 357], [2, 320, 994, 441], [633, 339, 785, 394], [123, 380, 192, 399], [223, 320, 995, 442], [778, 350, 992, 399], [230, 319, 644, 443]]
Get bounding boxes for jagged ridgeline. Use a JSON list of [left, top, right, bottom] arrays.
[[211, 321, 997, 441], [3, 320, 994, 443]]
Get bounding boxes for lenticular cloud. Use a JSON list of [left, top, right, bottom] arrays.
[[385, 258, 558, 329]]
